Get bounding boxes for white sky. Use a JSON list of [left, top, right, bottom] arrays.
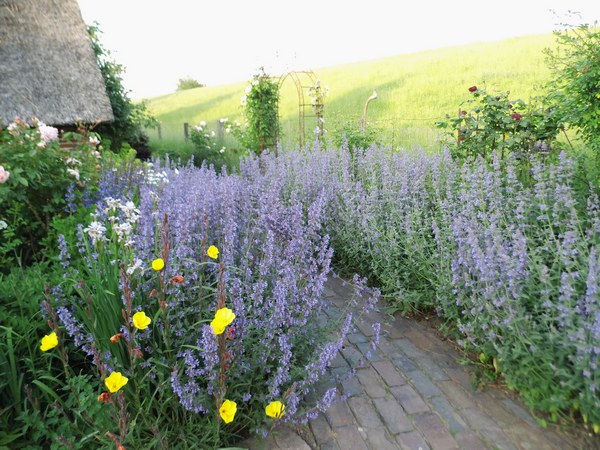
[[76, 0, 600, 99]]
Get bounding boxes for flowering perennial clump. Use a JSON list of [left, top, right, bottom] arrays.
[[38, 136, 600, 446], [45, 150, 381, 447], [248, 143, 600, 430]]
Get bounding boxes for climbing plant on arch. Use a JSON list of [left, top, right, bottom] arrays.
[[240, 68, 280, 153], [239, 68, 325, 152], [278, 70, 325, 147]]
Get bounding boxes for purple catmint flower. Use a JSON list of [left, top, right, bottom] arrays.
[[57, 234, 70, 270]]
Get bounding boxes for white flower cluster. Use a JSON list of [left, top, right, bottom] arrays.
[[307, 80, 327, 137], [65, 156, 82, 181], [144, 162, 169, 186], [83, 221, 107, 245], [83, 197, 140, 247], [126, 258, 144, 275]]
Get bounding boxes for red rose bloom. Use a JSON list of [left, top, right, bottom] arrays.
[[511, 113, 522, 120], [468, 86, 478, 92]]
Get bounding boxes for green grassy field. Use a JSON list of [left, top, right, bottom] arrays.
[[144, 32, 557, 151]]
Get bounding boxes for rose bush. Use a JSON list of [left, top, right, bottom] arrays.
[[0, 117, 104, 268]]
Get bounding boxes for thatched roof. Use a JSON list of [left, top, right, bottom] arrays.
[[0, 0, 114, 127]]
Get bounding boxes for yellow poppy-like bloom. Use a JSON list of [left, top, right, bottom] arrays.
[[207, 245, 219, 259], [219, 399, 237, 424], [210, 307, 235, 335], [40, 331, 58, 352], [132, 311, 152, 330], [151, 258, 165, 271], [105, 371, 129, 393], [265, 400, 285, 419]]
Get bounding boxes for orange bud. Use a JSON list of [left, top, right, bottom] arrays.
[[225, 326, 236, 340], [110, 333, 125, 344], [117, 445, 127, 450], [159, 300, 168, 310], [131, 348, 143, 359], [170, 275, 184, 285], [149, 289, 157, 299], [97, 392, 112, 403]]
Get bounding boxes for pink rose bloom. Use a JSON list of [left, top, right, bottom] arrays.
[[38, 123, 59, 144], [7, 122, 19, 136], [0, 166, 10, 183]]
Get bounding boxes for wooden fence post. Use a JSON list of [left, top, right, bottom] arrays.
[[217, 120, 224, 142], [184, 123, 189, 142], [157, 123, 162, 140]]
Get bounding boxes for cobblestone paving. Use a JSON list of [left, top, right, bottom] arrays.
[[243, 277, 600, 450]]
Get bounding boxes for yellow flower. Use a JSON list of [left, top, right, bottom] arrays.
[[219, 399, 237, 424], [105, 371, 128, 393], [132, 311, 152, 330], [207, 245, 219, 260], [40, 331, 58, 352], [265, 400, 285, 419], [210, 307, 235, 335], [151, 258, 165, 271]]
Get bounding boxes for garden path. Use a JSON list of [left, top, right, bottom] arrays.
[[242, 276, 600, 450]]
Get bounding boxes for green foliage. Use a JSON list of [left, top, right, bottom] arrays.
[[177, 77, 205, 91], [0, 262, 76, 448], [545, 24, 600, 151], [0, 118, 102, 267], [87, 24, 157, 154], [189, 120, 227, 167], [188, 120, 247, 170], [330, 119, 382, 152], [436, 87, 560, 161], [238, 68, 280, 153], [15, 374, 110, 449]]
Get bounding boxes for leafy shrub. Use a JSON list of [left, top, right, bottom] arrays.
[[0, 118, 103, 267], [237, 68, 280, 153], [436, 86, 560, 161], [87, 24, 157, 155], [176, 77, 205, 91], [329, 119, 382, 153], [189, 120, 235, 169], [545, 23, 600, 152]]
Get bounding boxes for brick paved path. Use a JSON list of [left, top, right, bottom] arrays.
[[243, 276, 599, 450]]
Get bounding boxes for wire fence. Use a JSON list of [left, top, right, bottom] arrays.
[[145, 115, 449, 152]]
